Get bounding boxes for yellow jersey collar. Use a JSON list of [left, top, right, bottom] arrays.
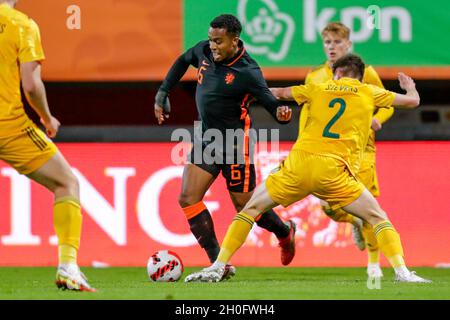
[[337, 77, 362, 84]]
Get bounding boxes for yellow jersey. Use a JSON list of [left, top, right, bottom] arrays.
[[301, 62, 394, 153], [291, 78, 395, 174], [0, 3, 45, 135]]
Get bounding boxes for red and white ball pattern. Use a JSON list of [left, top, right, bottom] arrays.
[[147, 250, 184, 282]]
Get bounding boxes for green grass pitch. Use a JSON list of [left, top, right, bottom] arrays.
[[0, 267, 449, 300]]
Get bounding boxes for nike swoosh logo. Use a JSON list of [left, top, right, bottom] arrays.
[[202, 59, 210, 66], [229, 181, 242, 187]]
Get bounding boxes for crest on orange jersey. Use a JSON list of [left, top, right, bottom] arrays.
[[225, 73, 235, 85]]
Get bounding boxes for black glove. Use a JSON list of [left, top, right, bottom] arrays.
[[155, 89, 171, 114]]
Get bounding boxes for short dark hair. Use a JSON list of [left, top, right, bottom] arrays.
[[210, 14, 242, 37], [332, 54, 365, 80]]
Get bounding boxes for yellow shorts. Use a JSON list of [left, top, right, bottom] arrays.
[[356, 151, 379, 197], [0, 122, 58, 175], [266, 150, 365, 210]]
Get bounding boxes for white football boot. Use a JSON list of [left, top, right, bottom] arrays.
[[184, 264, 225, 283], [55, 264, 96, 292], [395, 270, 432, 283]]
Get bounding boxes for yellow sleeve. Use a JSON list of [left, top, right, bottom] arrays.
[[18, 19, 45, 63], [305, 71, 314, 85], [365, 66, 395, 124], [291, 84, 312, 106], [363, 66, 384, 88], [299, 101, 310, 133], [299, 73, 314, 132], [374, 105, 394, 124], [372, 85, 396, 108]]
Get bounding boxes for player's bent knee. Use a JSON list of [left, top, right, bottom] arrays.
[[234, 204, 244, 212], [243, 208, 260, 219], [67, 173, 80, 194], [60, 169, 79, 189], [177, 194, 188, 207], [178, 193, 199, 208], [241, 202, 264, 218], [54, 172, 79, 198], [366, 209, 387, 226]]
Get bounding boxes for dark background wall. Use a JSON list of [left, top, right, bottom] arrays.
[[24, 80, 450, 142]]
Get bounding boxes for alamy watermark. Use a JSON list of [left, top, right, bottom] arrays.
[[66, 4, 81, 30], [366, 5, 381, 30], [170, 122, 281, 165], [367, 276, 382, 290]]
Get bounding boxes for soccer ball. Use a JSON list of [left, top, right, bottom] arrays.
[[147, 250, 184, 282]]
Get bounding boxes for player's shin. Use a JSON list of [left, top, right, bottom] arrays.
[[255, 209, 289, 238], [373, 220, 407, 272], [54, 197, 82, 265], [363, 223, 380, 264], [216, 212, 255, 265], [183, 201, 220, 263], [368, 250, 380, 264]]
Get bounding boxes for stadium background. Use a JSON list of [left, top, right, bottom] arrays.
[[0, 0, 448, 268]]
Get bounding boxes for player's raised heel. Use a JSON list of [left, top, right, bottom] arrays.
[[55, 264, 96, 292], [278, 220, 297, 266]]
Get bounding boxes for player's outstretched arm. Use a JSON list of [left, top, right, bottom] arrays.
[[246, 67, 292, 124], [20, 61, 60, 138], [392, 72, 420, 108], [270, 87, 295, 101], [154, 43, 201, 124], [153, 55, 190, 124]]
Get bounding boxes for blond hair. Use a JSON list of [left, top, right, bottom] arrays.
[[321, 22, 350, 39]]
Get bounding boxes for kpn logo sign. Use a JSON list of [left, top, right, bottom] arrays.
[[184, 0, 446, 66], [238, 0, 295, 62], [238, 0, 412, 64]]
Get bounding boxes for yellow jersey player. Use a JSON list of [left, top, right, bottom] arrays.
[[296, 22, 393, 279], [185, 54, 431, 284], [0, 0, 94, 291]]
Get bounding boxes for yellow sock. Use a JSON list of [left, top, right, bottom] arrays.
[[217, 212, 255, 264], [373, 220, 405, 267], [388, 254, 405, 268], [323, 207, 356, 224], [363, 222, 380, 264], [59, 244, 77, 265], [54, 196, 82, 265], [368, 250, 380, 264]]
